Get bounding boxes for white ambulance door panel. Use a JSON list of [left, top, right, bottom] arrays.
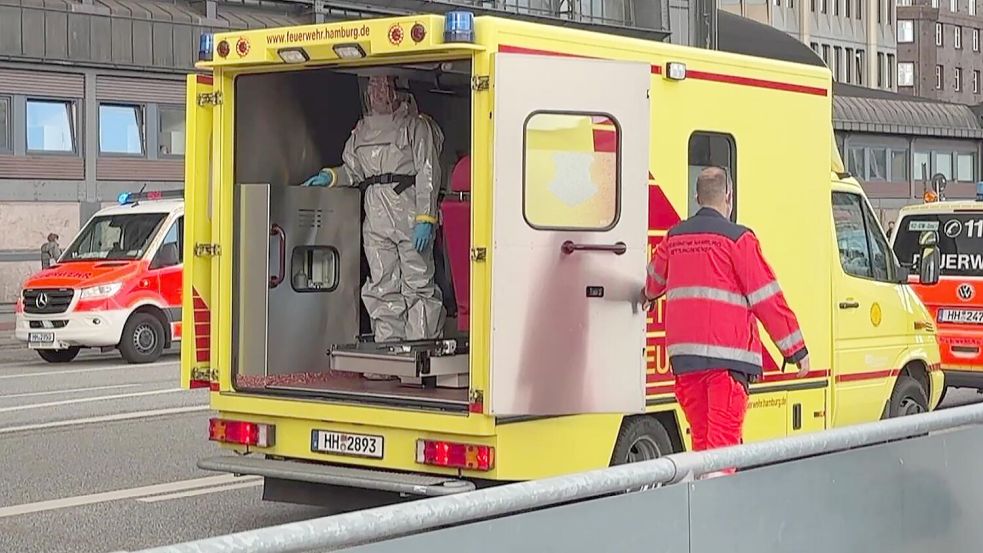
[[489, 53, 651, 416]]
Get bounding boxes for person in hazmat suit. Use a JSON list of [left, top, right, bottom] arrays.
[[302, 75, 446, 356]]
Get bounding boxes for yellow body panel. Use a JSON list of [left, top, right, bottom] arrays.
[[184, 15, 942, 487]]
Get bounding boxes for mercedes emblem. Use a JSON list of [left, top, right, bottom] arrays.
[[35, 292, 48, 309]]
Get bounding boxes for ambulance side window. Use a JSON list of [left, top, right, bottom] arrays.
[[688, 132, 737, 221], [832, 192, 877, 279]]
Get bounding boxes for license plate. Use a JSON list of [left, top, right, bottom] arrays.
[[938, 308, 983, 324], [311, 430, 384, 459], [27, 332, 55, 346]]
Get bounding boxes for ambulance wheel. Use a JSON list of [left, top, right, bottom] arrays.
[[37, 347, 80, 363], [610, 416, 673, 465], [119, 312, 164, 364], [887, 375, 929, 418]]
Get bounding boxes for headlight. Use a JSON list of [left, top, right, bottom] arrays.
[[80, 282, 123, 300]]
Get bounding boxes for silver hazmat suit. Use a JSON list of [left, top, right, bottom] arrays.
[[327, 78, 446, 343]]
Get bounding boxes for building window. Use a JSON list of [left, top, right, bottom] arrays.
[[937, 23, 944, 46], [822, 0, 829, 13], [956, 67, 963, 91], [971, 0, 977, 14], [846, 48, 855, 82], [846, 0, 852, 16], [891, 149, 908, 181], [888, 0, 893, 21], [878, 0, 883, 20], [856, 51, 865, 85], [974, 70, 980, 93], [958, 153, 977, 181], [26, 99, 76, 153], [834, 47, 842, 80], [823, 44, 831, 65], [932, 0, 938, 7], [834, 0, 840, 14], [951, 0, 958, 10], [897, 0, 911, 5], [688, 132, 737, 219], [955, 26, 963, 48], [858, 0, 863, 18], [877, 53, 885, 87], [0, 96, 9, 154], [936, 65, 944, 89], [99, 104, 144, 156], [812, 0, 816, 11], [523, 113, 619, 230], [159, 107, 186, 157], [811, 41, 820, 53], [898, 20, 913, 42], [974, 29, 980, 51], [898, 62, 914, 86], [887, 54, 895, 88], [934, 151, 953, 179], [914, 151, 930, 180]]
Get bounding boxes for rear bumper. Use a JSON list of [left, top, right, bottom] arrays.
[[942, 370, 983, 390], [197, 455, 475, 497]]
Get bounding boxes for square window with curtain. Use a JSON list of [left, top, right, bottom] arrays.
[[99, 104, 144, 155], [867, 147, 888, 180], [523, 112, 619, 230], [898, 20, 914, 43], [159, 107, 186, 157], [27, 99, 76, 153], [934, 151, 953, 180], [848, 146, 866, 178], [890, 149, 908, 181], [688, 132, 737, 219], [0, 96, 9, 153]]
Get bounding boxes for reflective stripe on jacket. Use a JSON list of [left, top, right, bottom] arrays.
[[645, 207, 808, 378]]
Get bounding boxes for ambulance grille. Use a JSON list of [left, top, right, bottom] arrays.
[[297, 209, 323, 229], [23, 288, 74, 314]]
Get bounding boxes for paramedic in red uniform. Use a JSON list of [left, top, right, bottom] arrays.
[[642, 167, 810, 470]]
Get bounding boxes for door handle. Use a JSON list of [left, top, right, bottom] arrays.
[[839, 300, 860, 309], [561, 240, 627, 255], [270, 224, 286, 289]]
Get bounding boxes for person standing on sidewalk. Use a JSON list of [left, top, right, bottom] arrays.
[[641, 167, 810, 473], [40, 233, 61, 269]]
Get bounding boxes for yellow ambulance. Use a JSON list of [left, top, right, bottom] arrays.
[[182, 12, 943, 507]]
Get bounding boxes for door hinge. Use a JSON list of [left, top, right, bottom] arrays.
[[470, 247, 487, 261], [471, 76, 490, 91], [195, 243, 222, 257], [197, 91, 223, 106], [192, 366, 217, 381]]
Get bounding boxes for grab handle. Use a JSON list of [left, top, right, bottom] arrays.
[[561, 241, 627, 255], [270, 224, 286, 288]]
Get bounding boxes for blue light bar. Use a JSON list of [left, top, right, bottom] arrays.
[[976, 181, 983, 201], [199, 33, 214, 62], [118, 190, 183, 205], [444, 11, 475, 43]]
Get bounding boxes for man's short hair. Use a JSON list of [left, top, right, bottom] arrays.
[[695, 166, 732, 205]]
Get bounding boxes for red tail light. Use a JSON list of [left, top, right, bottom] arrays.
[[189, 379, 211, 389], [416, 439, 494, 471], [209, 418, 275, 447]]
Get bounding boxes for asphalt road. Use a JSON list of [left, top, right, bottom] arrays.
[[0, 346, 980, 553]]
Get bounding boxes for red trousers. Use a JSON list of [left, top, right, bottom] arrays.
[[674, 370, 748, 455]]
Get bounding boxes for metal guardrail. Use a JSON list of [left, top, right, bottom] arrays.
[[134, 402, 983, 553]]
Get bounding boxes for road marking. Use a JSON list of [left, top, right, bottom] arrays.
[[0, 383, 140, 399], [0, 361, 176, 380], [0, 388, 187, 414], [0, 405, 210, 435], [0, 474, 255, 519], [137, 478, 263, 503]]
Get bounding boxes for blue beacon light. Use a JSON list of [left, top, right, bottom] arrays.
[[444, 11, 475, 43], [199, 33, 214, 62], [976, 181, 983, 201], [117, 192, 131, 205]]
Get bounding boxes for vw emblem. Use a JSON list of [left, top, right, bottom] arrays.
[[957, 283, 975, 302], [35, 292, 48, 309], [944, 219, 963, 238]]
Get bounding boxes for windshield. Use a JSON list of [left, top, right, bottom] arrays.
[[61, 213, 167, 262], [893, 212, 983, 276]]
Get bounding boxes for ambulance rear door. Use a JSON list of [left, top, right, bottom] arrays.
[[181, 74, 216, 389], [488, 52, 651, 416]]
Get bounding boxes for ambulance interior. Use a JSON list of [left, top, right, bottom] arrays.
[[231, 60, 474, 410]]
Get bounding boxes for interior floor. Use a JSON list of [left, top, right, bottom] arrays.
[[235, 371, 469, 405], [232, 60, 474, 402]]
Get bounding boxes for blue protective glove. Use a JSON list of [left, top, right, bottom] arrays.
[[412, 222, 434, 252], [302, 170, 332, 187]]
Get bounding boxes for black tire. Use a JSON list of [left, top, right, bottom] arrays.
[[610, 416, 674, 466], [937, 385, 949, 406], [887, 375, 929, 418], [119, 312, 165, 364], [36, 347, 80, 363]]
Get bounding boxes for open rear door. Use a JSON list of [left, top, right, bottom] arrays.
[[489, 53, 651, 416], [181, 74, 215, 389]]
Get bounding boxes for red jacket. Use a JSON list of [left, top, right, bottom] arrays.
[[645, 208, 807, 378]]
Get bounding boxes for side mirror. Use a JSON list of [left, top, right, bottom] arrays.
[[919, 248, 941, 287]]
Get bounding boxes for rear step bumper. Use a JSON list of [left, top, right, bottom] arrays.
[[197, 455, 475, 496]]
